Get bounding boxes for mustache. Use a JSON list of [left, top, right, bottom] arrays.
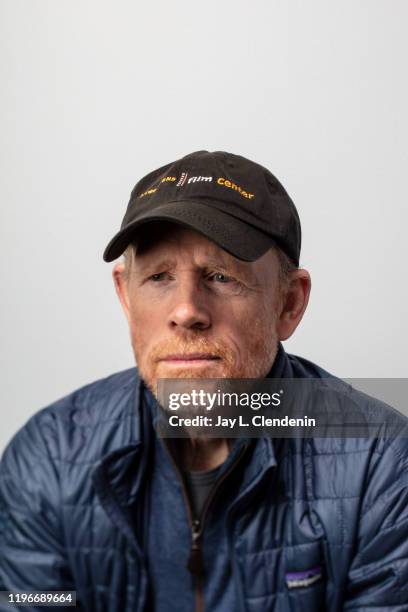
[[149, 336, 235, 363]]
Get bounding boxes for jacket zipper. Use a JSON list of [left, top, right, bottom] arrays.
[[163, 439, 248, 612]]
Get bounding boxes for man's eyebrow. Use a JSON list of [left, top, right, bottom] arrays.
[[202, 256, 257, 280], [133, 257, 176, 275], [202, 257, 239, 271], [133, 254, 256, 280]]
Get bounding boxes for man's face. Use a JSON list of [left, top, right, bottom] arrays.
[[114, 223, 287, 396]]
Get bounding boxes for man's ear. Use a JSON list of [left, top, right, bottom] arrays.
[[112, 261, 131, 323], [276, 269, 311, 341]]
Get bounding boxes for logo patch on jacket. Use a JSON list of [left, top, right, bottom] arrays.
[[285, 565, 323, 589]]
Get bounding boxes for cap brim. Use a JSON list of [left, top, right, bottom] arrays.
[[103, 200, 276, 263]]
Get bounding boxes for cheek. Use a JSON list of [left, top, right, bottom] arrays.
[[127, 299, 160, 356], [226, 297, 277, 342], [224, 304, 278, 374]]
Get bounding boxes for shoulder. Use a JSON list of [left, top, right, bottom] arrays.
[[285, 349, 336, 379], [286, 348, 408, 432], [0, 367, 143, 472], [284, 348, 408, 482]]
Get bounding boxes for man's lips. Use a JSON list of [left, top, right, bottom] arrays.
[[157, 353, 221, 364]]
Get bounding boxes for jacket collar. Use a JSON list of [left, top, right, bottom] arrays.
[[231, 340, 294, 470]]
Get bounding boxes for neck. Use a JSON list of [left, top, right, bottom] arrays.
[[178, 437, 231, 471]]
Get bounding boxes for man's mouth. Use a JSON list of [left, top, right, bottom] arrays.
[[158, 353, 221, 366]]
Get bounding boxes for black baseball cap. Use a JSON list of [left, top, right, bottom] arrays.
[[103, 150, 301, 265]]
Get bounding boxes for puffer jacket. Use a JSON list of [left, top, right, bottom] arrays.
[[1, 343, 408, 611]]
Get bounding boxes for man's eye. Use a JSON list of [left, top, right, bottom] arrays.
[[209, 272, 233, 283], [149, 272, 166, 281]]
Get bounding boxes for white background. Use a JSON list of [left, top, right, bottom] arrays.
[[1, 0, 407, 452]]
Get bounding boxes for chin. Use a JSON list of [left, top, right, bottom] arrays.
[[155, 363, 227, 381]]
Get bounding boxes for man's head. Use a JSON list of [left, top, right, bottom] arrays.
[[104, 150, 311, 397], [112, 221, 310, 396]]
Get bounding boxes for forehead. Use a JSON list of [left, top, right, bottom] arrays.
[[129, 221, 278, 281]]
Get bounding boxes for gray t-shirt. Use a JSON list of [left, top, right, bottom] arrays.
[[183, 464, 223, 519]]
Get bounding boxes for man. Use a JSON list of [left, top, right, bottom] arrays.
[[1, 150, 407, 611]]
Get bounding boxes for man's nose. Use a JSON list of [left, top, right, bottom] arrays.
[[168, 279, 211, 331]]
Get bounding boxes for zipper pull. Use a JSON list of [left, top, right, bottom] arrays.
[[187, 519, 204, 576]]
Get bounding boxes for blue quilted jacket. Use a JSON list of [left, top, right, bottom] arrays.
[[1, 344, 408, 611]]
